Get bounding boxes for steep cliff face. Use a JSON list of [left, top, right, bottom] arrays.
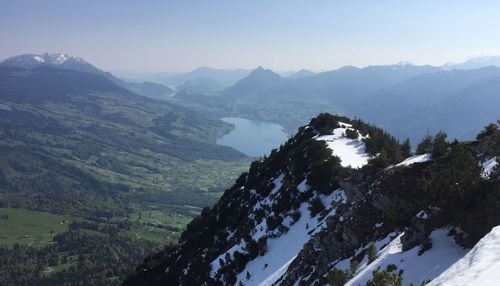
[[124, 114, 499, 286]]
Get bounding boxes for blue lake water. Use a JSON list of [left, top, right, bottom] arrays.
[[216, 117, 288, 157]]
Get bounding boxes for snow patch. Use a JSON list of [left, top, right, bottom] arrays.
[[297, 179, 308, 193], [396, 153, 432, 167], [416, 210, 429, 220], [429, 226, 500, 286], [0, 104, 12, 111], [234, 190, 343, 286], [55, 53, 69, 64], [33, 55, 45, 63], [316, 124, 370, 169], [345, 229, 468, 286], [481, 157, 497, 178]]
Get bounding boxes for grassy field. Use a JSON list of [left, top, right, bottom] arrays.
[[126, 210, 193, 243], [0, 208, 81, 247], [0, 207, 194, 248]]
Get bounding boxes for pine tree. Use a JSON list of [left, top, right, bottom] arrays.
[[431, 131, 448, 158], [345, 128, 359, 139], [416, 134, 433, 155], [349, 259, 360, 276], [326, 268, 348, 286], [476, 123, 498, 139], [366, 269, 402, 286], [402, 138, 411, 158], [367, 243, 378, 263]]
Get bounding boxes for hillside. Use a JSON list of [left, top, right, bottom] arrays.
[[0, 65, 248, 202], [0, 65, 251, 285], [123, 113, 499, 286]]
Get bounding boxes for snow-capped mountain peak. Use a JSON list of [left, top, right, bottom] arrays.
[[0, 53, 90, 69]]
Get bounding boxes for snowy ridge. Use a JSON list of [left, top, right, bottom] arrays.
[[123, 114, 500, 286], [343, 229, 467, 286], [396, 153, 432, 167], [235, 202, 326, 286], [315, 121, 370, 169], [216, 179, 348, 285], [0, 53, 92, 71], [429, 226, 500, 286]]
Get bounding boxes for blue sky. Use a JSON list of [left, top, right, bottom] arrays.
[[1, 0, 500, 72]]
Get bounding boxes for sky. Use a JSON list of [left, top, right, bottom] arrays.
[[1, 0, 500, 72]]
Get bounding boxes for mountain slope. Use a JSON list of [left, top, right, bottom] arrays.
[[222, 66, 286, 99], [0, 53, 175, 100], [0, 65, 249, 216], [428, 226, 500, 286], [124, 114, 499, 286]]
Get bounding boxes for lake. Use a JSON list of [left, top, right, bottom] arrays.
[[217, 117, 288, 157]]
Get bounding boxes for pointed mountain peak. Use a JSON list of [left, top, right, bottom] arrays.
[[222, 66, 284, 96], [247, 66, 282, 79]]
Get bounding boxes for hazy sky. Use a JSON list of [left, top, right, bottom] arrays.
[[1, 0, 500, 72]]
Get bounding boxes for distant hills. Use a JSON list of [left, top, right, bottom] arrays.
[[357, 66, 500, 142], [285, 69, 316, 78], [172, 61, 500, 146], [154, 66, 252, 87], [442, 55, 500, 70]]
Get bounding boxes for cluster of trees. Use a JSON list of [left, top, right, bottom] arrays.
[[0, 192, 129, 221], [378, 123, 499, 247], [325, 259, 361, 286], [326, 262, 403, 286], [416, 131, 449, 158], [0, 223, 158, 286], [366, 268, 403, 286]]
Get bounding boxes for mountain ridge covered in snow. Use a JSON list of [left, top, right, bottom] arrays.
[[124, 114, 499, 286]]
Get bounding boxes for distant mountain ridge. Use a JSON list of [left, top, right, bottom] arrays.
[[442, 55, 500, 70], [0, 53, 175, 99], [356, 66, 500, 143], [174, 62, 499, 146], [222, 66, 285, 98], [1, 53, 100, 72], [157, 66, 252, 87]]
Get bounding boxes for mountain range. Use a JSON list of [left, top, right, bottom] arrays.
[[172, 61, 500, 146], [442, 55, 500, 70]]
